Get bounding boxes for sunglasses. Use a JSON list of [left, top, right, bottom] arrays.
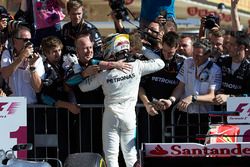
[[15, 37, 31, 42]]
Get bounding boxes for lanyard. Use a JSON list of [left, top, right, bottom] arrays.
[[195, 61, 212, 81]]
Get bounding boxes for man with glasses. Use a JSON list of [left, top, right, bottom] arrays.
[[0, 26, 45, 104], [142, 21, 164, 52]]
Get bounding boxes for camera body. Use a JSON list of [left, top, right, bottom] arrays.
[[109, 0, 129, 21], [0, 5, 12, 21], [160, 10, 167, 19], [24, 41, 35, 59], [24, 41, 33, 48], [0, 14, 12, 21], [204, 14, 220, 29]]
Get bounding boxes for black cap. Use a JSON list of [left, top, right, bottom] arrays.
[[0, 5, 9, 18]]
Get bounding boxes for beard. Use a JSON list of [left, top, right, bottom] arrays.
[[146, 35, 160, 48]]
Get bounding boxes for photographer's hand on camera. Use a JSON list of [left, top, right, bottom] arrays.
[[199, 17, 206, 39], [200, 17, 206, 28], [18, 43, 34, 61], [110, 11, 126, 33], [28, 52, 40, 68], [155, 15, 167, 26]]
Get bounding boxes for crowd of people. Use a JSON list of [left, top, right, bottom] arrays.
[[0, 0, 250, 167]]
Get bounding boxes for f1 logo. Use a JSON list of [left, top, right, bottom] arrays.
[[235, 103, 250, 116], [0, 102, 19, 115]]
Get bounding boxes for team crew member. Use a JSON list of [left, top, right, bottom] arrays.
[[158, 39, 222, 142], [78, 33, 165, 167], [61, 0, 102, 56], [214, 33, 250, 105], [38, 36, 80, 114], [178, 35, 193, 57], [139, 31, 186, 143]]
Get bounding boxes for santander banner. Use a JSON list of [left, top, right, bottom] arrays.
[[144, 143, 250, 157]]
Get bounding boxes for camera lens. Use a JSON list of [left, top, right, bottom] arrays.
[[205, 15, 219, 29], [24, 41, 33, 48], [160, 10, 167, 18], [205, 18, 215, 29]]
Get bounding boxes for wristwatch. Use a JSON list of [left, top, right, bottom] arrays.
[[169, 97, 175, 105], [29, 66, 36, 73], [192, 95, 198, 103]]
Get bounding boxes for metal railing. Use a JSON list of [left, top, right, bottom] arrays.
[[26, 103, 231, 165], [27, 104, 149, 164]]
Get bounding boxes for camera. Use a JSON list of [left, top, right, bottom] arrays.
[[109, 0, 129, 21], [204, 14, 220, 29], [24, 41, 34, 59], [0, 14, 11, 21], [24, 41, 33, 48], [0, 5, 11, 21], [160, 10, 167, 19]]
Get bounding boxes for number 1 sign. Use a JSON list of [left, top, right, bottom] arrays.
[[0, 97, 27, 158]]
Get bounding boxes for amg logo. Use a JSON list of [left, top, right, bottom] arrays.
[[107, 73, 135, 83]]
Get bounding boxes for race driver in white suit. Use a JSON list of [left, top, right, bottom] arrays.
[[78, 33, 165, 167]]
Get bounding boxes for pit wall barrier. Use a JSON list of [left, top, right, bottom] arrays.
[[1, 97, 249, 166]]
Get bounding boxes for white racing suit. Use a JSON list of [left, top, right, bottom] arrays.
[[78, 47, 165, 167]]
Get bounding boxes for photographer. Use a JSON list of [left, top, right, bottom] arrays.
[[141, 21, 164, 52], [108, 0, 131, 34], [0, 5, 9, 32], [0, 26, 45, 104], [0, 5, 26, 49], [198, 13, 220, 39], [109, 1, 165, 53]]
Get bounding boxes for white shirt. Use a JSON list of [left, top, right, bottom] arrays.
[[177, 57, 222, 113], [1, 49, 45, 104]]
